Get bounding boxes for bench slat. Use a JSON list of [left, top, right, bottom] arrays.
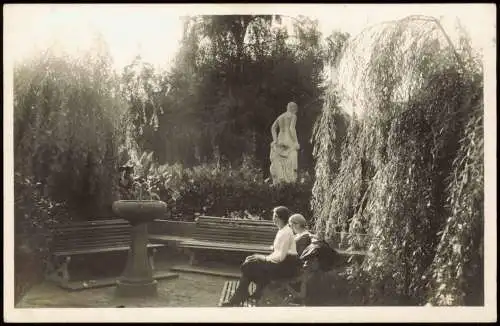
[[54, 225, 130, 231], [54, 242, 131, 252], [194, 232, 275, 239], [179, 239, 272, 252], [53, 232, 131, 239], [196, 222, 276, 230], [53, 233, 131, 241], [193, 230, 276, 239], [219, 280, 257, 307], [180, 244, 270, 253], [199, 216, 275, 226], [53, 237, 131, 246], [197, 226, 273, 233], [191, 237, 273, 246], [52, 228, 130, 235], [53, 243, 165, 256], [194, 226, 275, 235], [193, 231, 274, 239], [58, 217, 128, 225], [54, 239, 131, 248], [53, 221, 130, 228], [193, 231, 276, 239], [53, 234, 132, 242], [221, 280, 231, 305]]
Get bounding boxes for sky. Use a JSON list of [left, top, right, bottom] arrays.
[[4, 4, 496, 73]]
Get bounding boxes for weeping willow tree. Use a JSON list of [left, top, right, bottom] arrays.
[[312, 15, 483, 305], [14, 46, 126, 217]]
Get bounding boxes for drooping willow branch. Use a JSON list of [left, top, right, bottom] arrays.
[[400, 15, 465, 69]]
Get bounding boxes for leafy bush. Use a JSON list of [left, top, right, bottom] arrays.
[[14, 173, 72, 255], [124, 149, 314, 222], [14, 173, 72, 304]]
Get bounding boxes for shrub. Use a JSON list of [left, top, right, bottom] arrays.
[[14, 173, 72, 304], [124, 149, 314, 222]]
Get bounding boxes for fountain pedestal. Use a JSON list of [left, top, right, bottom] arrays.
[[112, 200, 167, 298]]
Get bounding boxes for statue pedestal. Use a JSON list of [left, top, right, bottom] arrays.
[[270, 143, 298, 185], [115, 223, 157, 297]]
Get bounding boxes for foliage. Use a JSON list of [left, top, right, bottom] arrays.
[[14, 173, 72, 258], [14, 46, 125, 218], [323, 30, 351, 67], [120, 56, 169, 158], [14, 41, 126, 301], [428, 103, 484, 306], [124, 149, 314, 222], [119, 150, 166, 201], [312, 16, 483, 305], [14, 173, 72, 303], [119, 15, 331, 174]]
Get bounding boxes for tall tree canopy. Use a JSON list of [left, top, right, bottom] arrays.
[[122, 15, 337, 175]]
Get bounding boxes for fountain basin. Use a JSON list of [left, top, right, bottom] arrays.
[[112, 200, 167, 224]]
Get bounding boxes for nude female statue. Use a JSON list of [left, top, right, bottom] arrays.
[[269, 102, 300, 184]]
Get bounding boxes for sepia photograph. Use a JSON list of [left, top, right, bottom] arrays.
[[4, 3, 496, 323]]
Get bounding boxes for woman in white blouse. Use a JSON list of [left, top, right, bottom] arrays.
[[221, 206, 300, 306]]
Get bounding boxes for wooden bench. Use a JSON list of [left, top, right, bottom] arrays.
[[45, 218, 165, 287], [178, 216, 276, 265], [182, 216, 369, 306]]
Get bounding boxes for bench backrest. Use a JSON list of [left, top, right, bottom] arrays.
[[193, 216, 277, 246], [51, 219, 132, 252]]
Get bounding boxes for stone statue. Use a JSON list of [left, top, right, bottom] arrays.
[[269, 102, 300, 184]]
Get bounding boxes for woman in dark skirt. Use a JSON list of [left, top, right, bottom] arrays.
[[221, 206, 300, 306]]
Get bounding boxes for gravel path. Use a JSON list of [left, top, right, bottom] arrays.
[[16, 271, 289, 308], [16, 252, 298, 309], [16, 272, 229, 308]]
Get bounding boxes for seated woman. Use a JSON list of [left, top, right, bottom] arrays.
[[221, 206, 300, 306], [288, 213, 313, 256]]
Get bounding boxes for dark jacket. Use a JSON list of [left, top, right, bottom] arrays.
[[295, 232, 313, 257], [299, 238, 340, 272]]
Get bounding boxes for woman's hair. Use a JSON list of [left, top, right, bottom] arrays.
[[289, 213, 307, 228], [273, 206, 292, 224]]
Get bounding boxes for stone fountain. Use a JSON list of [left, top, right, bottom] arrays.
[[112, 198, 167, 297]]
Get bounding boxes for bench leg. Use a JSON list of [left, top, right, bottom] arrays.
[[148, 248, 157, 271], [284, 282, 300, 297], [60, 256, 71, 284], [45, 259, 56, 283], [297, 271, 313, 304], [188, 250, 198, 266], [283, 280, 303, 304], [300, 275, 308, 301], [45, 256, 71, 286]]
